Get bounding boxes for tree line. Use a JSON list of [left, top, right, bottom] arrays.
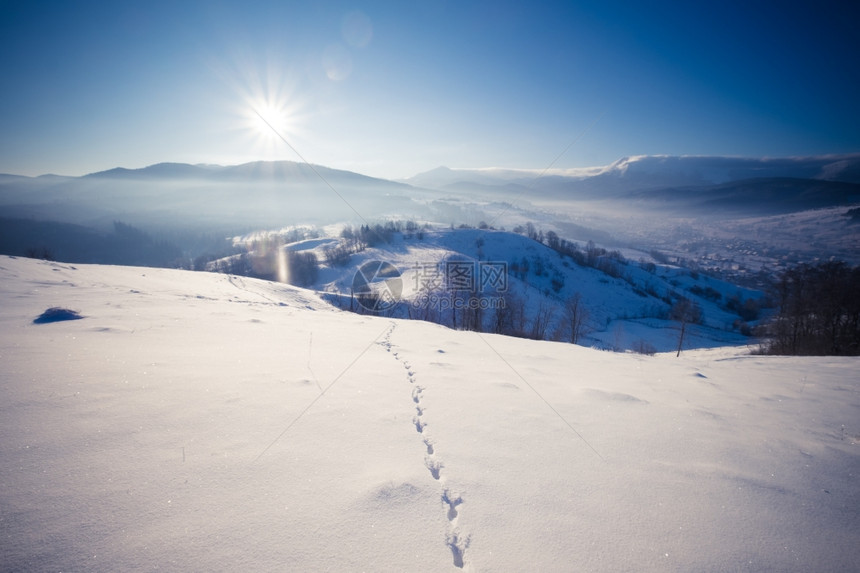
[[8, 219, 184, 267], [758, 261, 860, 355]]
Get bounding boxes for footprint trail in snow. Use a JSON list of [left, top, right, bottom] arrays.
[[381, 323, 471, 569]]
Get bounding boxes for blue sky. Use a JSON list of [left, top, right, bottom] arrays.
[[1, 0, 858, 179]]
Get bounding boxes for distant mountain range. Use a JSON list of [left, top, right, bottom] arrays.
[[0, 160, 427, 231], [83, 160, 409, 188], [404, 153, 860, 192], [2, 155, 859, 233], [5, 152, 859, 187], [404, 154, 860, 215]]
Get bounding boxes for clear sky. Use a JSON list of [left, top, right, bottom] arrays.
[[1, 0, 858, 179]]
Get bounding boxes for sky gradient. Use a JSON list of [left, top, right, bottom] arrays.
[[1, 0, 858, 179]]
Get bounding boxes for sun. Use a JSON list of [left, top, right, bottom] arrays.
[[251, 101, 289, 141], [241, 90, 312, 161], [214, 51, 311, 161]]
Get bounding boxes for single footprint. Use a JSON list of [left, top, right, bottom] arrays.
[[414, 417, 426, 433], [425, 456, 443, 480], [442, 489, 463, 521], [446, 532, 470, 569]]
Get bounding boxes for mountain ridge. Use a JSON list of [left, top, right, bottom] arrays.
[[5, 152, 860, 184], [406, 153, 860, 193], [83, 160, 410, 189]]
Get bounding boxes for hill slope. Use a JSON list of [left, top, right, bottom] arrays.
[[266, 227, 763, 352], [1, 255, 857, 571]]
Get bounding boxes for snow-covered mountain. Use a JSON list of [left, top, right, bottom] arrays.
[[2, 255, 857, 571], [596, 154, 860, 186], [406, 154, 860, 194]]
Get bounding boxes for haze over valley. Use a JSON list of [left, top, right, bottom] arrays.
[[3, 153, 859, 280]]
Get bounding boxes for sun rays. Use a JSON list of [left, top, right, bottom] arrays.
[[211, 48, 312, 162]]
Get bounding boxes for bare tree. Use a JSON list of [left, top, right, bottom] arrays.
[[492, 290, 526, 336], [671, 298, 702, 357], [563, 292, 590, 344], [530, 299, 556, 340], [490, 302, 512, 335], [461, 294, 484, 332]]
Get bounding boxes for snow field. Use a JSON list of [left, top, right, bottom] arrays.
[[0, 256, 857, 571]]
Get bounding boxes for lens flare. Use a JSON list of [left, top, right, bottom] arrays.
[[277, 246, 289, 284]]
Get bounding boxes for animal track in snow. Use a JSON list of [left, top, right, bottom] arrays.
[[442, 489, 463, 521], [425, 456, 443, 480], [414, 416, 426, 433], [384, 324, 469, 569], [412, 385, 423, 403], [447, 532, 470, 569]]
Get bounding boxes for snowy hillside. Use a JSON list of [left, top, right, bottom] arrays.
[[250, 226, 763, 352], [1, 255, 858, 571]]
